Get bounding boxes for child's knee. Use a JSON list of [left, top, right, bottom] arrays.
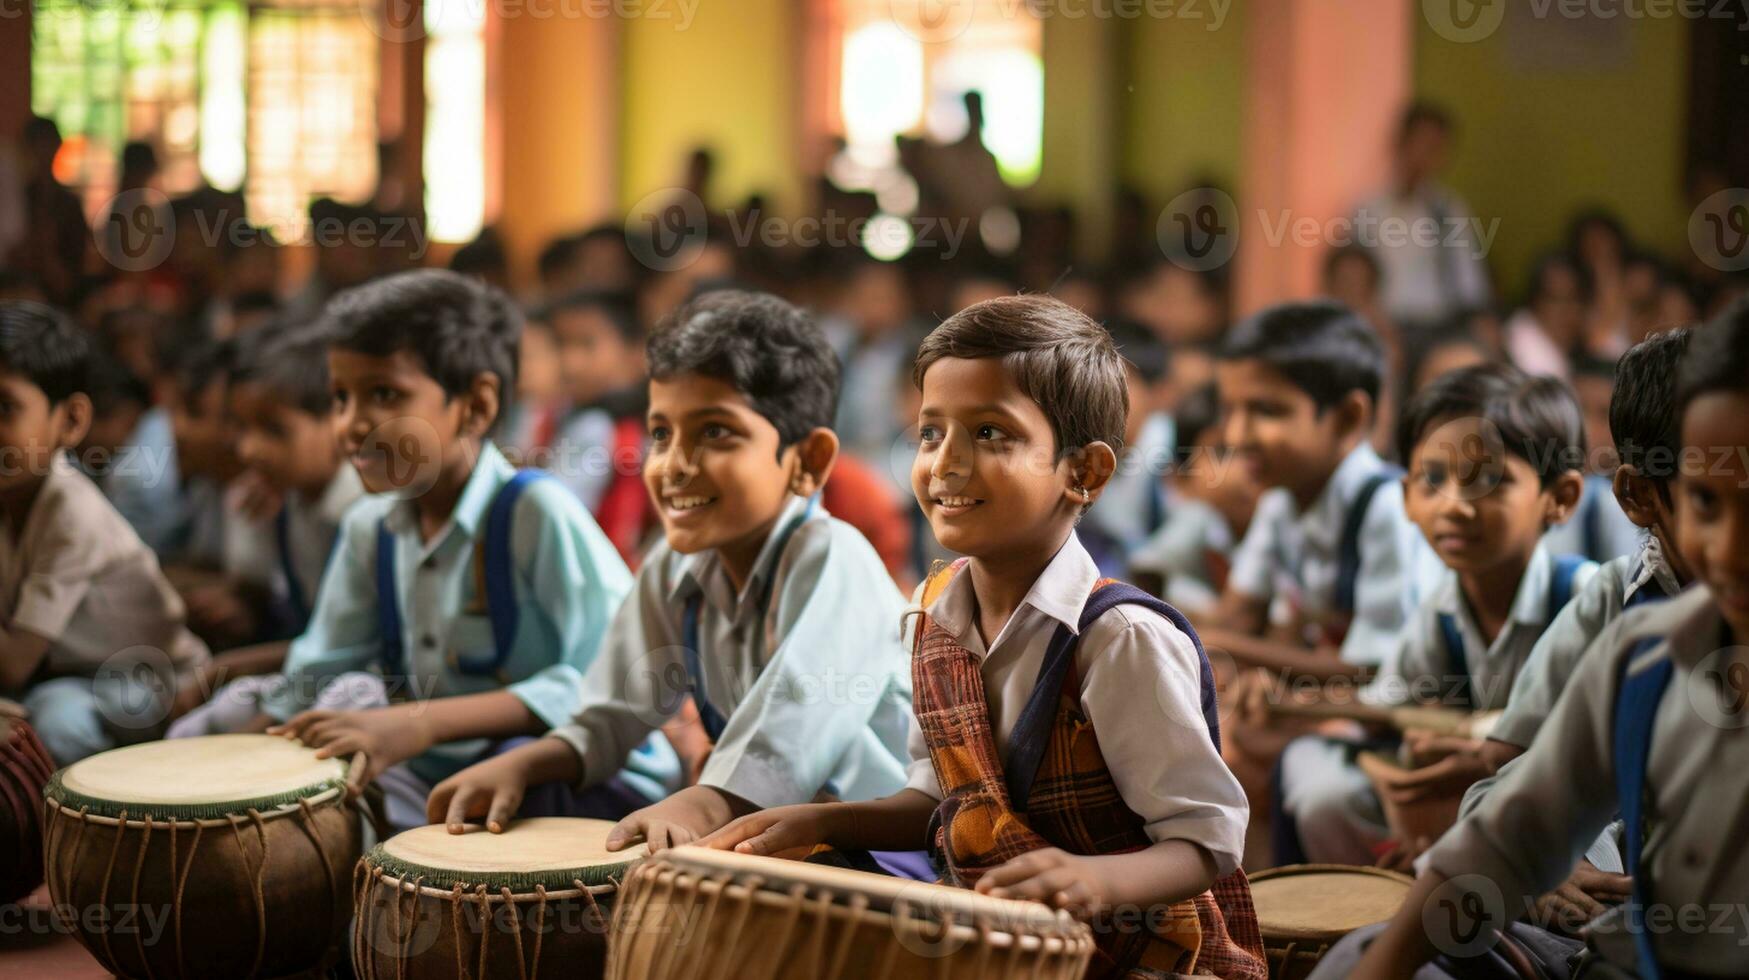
[[23, 679, 113, 764]]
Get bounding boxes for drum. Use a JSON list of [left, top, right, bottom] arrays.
[[1, 714, 54, 902], [608, 846, 1094, 980], [42, 734, 364, 979], [1248, 864, 1411, 980], [353, 817, 643, 980]]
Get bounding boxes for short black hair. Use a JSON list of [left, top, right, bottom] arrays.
[[914, 295, 1128, 460], [449, 227, 508, 279], [0, 301, 90, 405], [646, 290, 839, 451], [322, 268, 520, 411], [1106, 318, 1168, 385], [1611, 327, 1692, 484], [1398, 101, 1453, 143], [1397, 362, 1587, 487], [231, 324, 334, 417], [84, 351, 151, 416], [537, 234, 582, 281], [172, 338, 235, 398], [542, 289, 641, 343], [1678, 298, 1749, 414], [1220, 300, 1384, 411], [1172, 382, 1222, 469]]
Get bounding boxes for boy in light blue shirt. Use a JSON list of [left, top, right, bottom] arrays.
[[427, 290, 913, 854], [260, 270, 668, 830]]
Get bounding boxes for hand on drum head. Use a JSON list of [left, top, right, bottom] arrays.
[[695, 803, 834, 859], [973, 847, 1109, 918], [606, 785, 741, 854], [269, 706, 436, 795], [428, 752, 531, 833]]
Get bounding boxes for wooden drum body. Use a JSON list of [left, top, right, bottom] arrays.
[[1, 716, 54, 902], [608, 847, 1094, 980], [354, 818, 642, 980], [1248, 864, 1412, 980], [42, 734, 364, 979]]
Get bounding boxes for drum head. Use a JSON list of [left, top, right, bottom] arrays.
[[371, 818, 645, 892], [47, 734, 347, 820], [653, 846, 1075, 937], [1249, 864, 1412, 942]]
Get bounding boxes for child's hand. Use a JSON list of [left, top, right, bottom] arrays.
[[606, 785, 738, 854], [974, 848, 1109, 918], [1402, 729, 1482, 766], [231, 470, 284, 523], [1374, 836, 1431, 873], [696, 804, 836, 858], [270, 705, 436, 794], [1382, 752, 1490, 804], [1532, 860, 1633, 936], [428, 753, 534, 833]]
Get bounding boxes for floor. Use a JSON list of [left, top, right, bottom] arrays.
[[0, 886, 109, 979]]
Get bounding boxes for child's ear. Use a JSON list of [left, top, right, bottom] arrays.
[[787, 427, 840, 498], [55, 393, 93, 450], [462, 371, 502, 439], [1611, 464, 1665, 530], [1542, 469, 1586, 526], [1335, 390, 1374, 441], [1062, 441, 1119, 506]]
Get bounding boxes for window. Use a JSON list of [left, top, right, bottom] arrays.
[[423, 0, 487, 244]]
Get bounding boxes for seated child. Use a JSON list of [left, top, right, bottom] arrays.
[[1130, 382, 1260, 617], [425, 290, 914, 851], [700, 296, 1267, 980], [0, 301, 210, 763], [1343, 298, 1749, 980], [1277, 364, 1592, 866], [252, 270, 660, 831], [167, 325, 368, 725]]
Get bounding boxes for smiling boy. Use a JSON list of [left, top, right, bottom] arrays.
[[427, 290, 914, 849]]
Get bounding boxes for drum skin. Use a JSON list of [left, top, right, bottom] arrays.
[[352, 863, 616, 980], [0, 718, 54, 903], [43, 783, 362, 979], [1248, 864, 1412, 980]]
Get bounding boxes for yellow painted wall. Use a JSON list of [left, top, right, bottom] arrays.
[[1036, 17, 1118, 257], [1415, 17, 1690, 299], [618, 0, 801, 216], [1120, 5, 1248, 203]]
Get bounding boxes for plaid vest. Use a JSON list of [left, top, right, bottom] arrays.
[[913, 560, 1267, 980]]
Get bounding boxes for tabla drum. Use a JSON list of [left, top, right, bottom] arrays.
[[608, 846, 1094, 980], [42, 734, 364, 979], [1, 714, 54, 902], [353, 817, 644, 980], [1248, 864, 1411, 980]]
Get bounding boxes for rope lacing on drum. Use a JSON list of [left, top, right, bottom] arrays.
[[648, 868, 690, 980], [500, 885, 528, 980], [672, 867, 730, 980], [448, 882, 468, 980], [95, 807, 127, 972], [294, 797, 339, 960], [128, 813, 157, 980], [396, 873, 425, 980], [529, 883, 550, 980], [576, 876, 606, 935], [824, 891, 866, 978], [473, 884, 493, 980], [226, 809, 271, 980], [172, 819, 204, 977]]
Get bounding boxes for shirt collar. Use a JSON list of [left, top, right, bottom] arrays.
[[1297, 442, 1389, 549], [1626, 532, 1682, 604], [306, 463, 366, 525], [923, 531, 1100, 652], [668, 494, 820, 613], [1434, 545, 1558, 645], [380, 440, 513, 540]]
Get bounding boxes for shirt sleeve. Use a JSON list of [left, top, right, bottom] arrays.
[[1488, 562, 1622, 749], [547, 548, 684, 789], [1225, 491, 1286, 601], [1422, 615, 1628, 909], [1340, 480, 1421, 668], [11, 497, 101, 643], [259, 507, 385, 721], [1365, 597, 1443, 707], [1078, 609, 1249, 877], [503, 481, 635, 730], [695, 521, 911, 808]]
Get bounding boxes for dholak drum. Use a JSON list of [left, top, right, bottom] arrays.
[[1, 714, 54, 902], [42, 734, 364, 979], [1248, 864, 1412, 980], [608, 846, 1094, 980], [353, 818, 644, 980]]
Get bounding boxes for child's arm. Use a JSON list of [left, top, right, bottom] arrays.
[[0, 627, 53, 693], [171, 639, 289, 719], [272, 690, 544, 791], [698, 789, 939, 856], [978, 838, 1219, 916], [428, 733, 583, 831], [1195, 625, 1369, 681]]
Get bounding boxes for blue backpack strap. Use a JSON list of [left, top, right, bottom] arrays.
[[677, 495, 821, 747], [1334, 468, 1403, 615], [1613, 635, 1673, 980], [1547, 554, 1587, 618], [1436, 611, 1472, 710], [461, 469, 552, 677], [375, 519, 404, 674], [1007, 582, 1221, 811]]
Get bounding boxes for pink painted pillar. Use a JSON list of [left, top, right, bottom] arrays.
[[1236, 0, 1413, 315]]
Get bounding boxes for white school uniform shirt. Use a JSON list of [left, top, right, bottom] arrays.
[[277, 465, 369, 611], [901, 532, 1249, 877], [1425, 586, 1749, 974], [1371, 545, 1598, 711], [0, 454, 209, 679], [1128, 493, 1238, 617], [548, 494, 914, 808], [1227, 443, 1430, 668]]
